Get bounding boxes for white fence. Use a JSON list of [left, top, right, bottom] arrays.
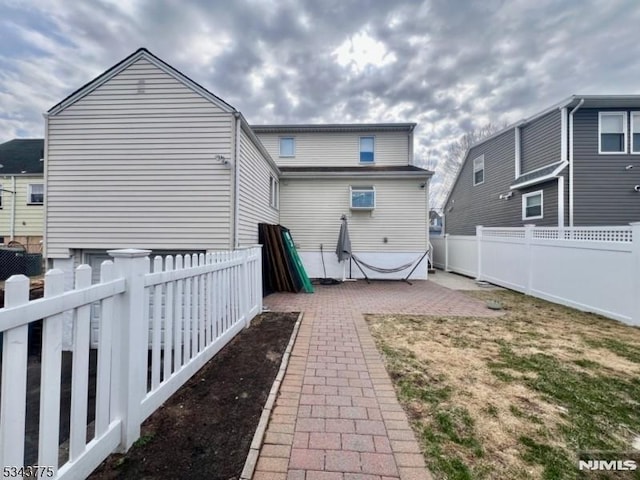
[[0, 246, 262, 479], [431, 224, 640, 326]]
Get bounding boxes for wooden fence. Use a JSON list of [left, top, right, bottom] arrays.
[[0, 246, 262, 479]]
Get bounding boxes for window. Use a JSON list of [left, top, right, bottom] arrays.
[[599, 112, 627, 154], [360, 136, 374, 163], [473, 155, 485, 185], [350, 186, 375, 209], [279, 137, 295, 157], [522, 190, 543, 220], [269, 176, 279, 209], [28, 184, 44, 204], [632, 112, 640, 154]]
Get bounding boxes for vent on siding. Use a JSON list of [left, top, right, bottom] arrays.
[[137, 79, 145, 94]]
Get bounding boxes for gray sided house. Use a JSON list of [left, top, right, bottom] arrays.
[[444, 95, 640, 235]]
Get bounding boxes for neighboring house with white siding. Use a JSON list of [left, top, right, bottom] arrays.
[[44, 48, 279, 285], [44, 48, 432, 282], [0, 139, 45, 252], [443, 95, 640, 235], [253, 124, 432, 279]]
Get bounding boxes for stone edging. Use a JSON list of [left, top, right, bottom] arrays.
[[240, 311, 304, 480]]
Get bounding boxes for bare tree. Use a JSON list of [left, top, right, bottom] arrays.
[[430, 122, 507, 210]]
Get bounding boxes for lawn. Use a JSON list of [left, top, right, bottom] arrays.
[[367, 289, 640, 480]]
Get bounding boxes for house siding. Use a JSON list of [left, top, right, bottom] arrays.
[[256, 131, 410, 167], [237, 127, 279, 245], [572, 108, 640, 226], [45, 58, 234, 257], [0, 176, 44, 238], [280, 178, 427, 252], [521, 109, 562, 173]]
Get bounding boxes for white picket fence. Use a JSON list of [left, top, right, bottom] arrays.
[[431, 224, 640, 326], [0, 246, 262, 479]]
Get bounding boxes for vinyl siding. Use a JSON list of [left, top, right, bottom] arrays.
[[0, 176, 44, 237], [237, 128, 279, 245], [444, 129, 563, 235], [46, 59, 234, 257], [521, 110, 562, 172], [573, 108, 640, 226], [280, 178, 427, 252], [256, 131, 410, 167]]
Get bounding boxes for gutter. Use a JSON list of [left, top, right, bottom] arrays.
[[10, 176, 16, 240], [568, 98, 585, 226], [280, 171, 432, 180]]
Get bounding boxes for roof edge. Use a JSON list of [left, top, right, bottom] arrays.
[[47, 48, 237, 116]]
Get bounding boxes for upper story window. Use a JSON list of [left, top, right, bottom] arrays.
[[473, 155, 485, 186], [279, 137, 295, 157], [269, 176, 279, 209], [632, 112, 640, 154], [28, 184, 44, 205], [350, 186, 375, 209], [360, 136, 375, 163], [522, 190, 543, 220], [599, 112, 627, 154]]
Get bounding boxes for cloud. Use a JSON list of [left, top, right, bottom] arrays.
[[1, 0, 640, 205]]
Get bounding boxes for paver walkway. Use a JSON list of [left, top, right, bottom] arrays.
[[254, 280, 500, 480]]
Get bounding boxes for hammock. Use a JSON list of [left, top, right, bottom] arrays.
[[351, 253, 422, 274]]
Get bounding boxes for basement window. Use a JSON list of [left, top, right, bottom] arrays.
[[522, 190, 543, 220], [28, 184, 44, 205], [473, 155, 485, 186], [599, 112, 627, 154], [350, 186, 375, 209]]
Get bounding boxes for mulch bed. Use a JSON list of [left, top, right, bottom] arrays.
[[89, 311, 298, 480]]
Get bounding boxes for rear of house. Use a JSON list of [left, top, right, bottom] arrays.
[[253, 124, 432, 279], [44, 48, 279, 287], [443, 95, 640, 235], [0, 139, 45, 252]]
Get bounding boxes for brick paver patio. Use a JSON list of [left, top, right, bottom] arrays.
[[253, 280, 500, 480]]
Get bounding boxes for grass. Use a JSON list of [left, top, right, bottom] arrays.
[[367, 289, 640, 480]]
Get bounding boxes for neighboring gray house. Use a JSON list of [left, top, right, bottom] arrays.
[[444, 95, 640, 234]]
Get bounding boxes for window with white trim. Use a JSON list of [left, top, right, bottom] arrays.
[[350, 186, 375, 209], [631, 112, 640, 154], [279, 137, 295, 157], [522, 190, 543, 220], [269, 176, 279, 209], [28, 183, 44, 205], [599, 112, 627, 154], [359, 137, 375, 163], [473, 155, 485, 186]]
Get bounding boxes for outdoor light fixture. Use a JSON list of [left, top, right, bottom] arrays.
[[499, 192, 513, 200], [626, 165, 634, 170]]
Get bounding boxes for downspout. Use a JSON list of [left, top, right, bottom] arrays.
[[568, 99, 585, 227], [233, 112, 242, 249], [43, 113, 49, 259], [10, 176, 16, 240], [514, 126, 521, 179], [558, 107, 568, 227]]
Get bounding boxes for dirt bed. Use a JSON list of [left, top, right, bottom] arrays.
[[90, 311, 298, 480]]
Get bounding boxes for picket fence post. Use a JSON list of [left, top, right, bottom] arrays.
[[108, 248, 151, 451], [256, 245, 263, 313], [475, 226, 483, 280], [240, 248, 250, 328], [631, 222, 640, 326]]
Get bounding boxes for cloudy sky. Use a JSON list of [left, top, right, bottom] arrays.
[[2, 0, 639, 206]]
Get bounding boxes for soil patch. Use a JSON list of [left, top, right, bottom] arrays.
[[90, 311, 298, 480]]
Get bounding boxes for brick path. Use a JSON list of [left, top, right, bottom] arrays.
[[253, 280, 499, 480]]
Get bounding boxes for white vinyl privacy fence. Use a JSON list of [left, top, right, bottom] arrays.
[[0, 247, 262, 479], [431, 224, 640, 326]]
